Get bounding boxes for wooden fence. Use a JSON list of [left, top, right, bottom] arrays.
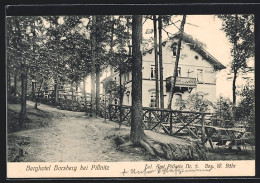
[[83, 103, 253, 150], [106, 104, 212, 147]]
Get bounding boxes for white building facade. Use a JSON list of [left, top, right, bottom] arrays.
[[106, 33, 226, 109]]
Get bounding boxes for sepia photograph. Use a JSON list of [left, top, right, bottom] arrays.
[[6, 13, 255, 177]]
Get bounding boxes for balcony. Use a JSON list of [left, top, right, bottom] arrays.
[[166, 76, 197, 92]]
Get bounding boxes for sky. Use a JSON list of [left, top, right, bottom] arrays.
[[144, 15, 232, 65], [84, 15, 254, 100]]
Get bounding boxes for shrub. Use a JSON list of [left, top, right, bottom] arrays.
[[181, 92, 214, 112], [235, 86, 255, 134], [34, 97, 85, 112], [40, 98, 53, 105], [215, 96, 233, 120], [8, 95, 20, 104], [57, 98, 85, 112]]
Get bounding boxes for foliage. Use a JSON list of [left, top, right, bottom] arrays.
[[7, 15, 133, 92], [40, 98, 85, 112], [235, 86, 255, 134], [10, 85, 20, 96], [218, 14, 254, 104], [57, 98, 85, 112], [106, 15, 132, 72], [7, 15, 135, 119], [181, 92, 214, 112], [103, 80, 117, 94], [41, 16, 92, 85], [215, 96, 233, 121], [172, 32, 206, 49], [8, 95, 20, 104], [218, 14, 254, 65], [103, 80, 127, 99], [40, 98, 54, 106]]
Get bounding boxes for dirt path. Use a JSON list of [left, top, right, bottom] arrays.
[[8, 101, 149, 162]]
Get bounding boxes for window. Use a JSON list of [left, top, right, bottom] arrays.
[[174, 93, 182, 106], [150, 65, 155, 79], [177, 67, 181, 77], [197, 69, 204, 83], [171, 42, 178, 56], [171, 93, 182, 109], [150, 92, 156, 107]]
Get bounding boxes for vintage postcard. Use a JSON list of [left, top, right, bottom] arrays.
[[6, 9, 255, 178]]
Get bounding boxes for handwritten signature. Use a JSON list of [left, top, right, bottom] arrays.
[[121, 164, 214, 176]]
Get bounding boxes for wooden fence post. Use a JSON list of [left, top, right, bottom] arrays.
[[109, 104, 112, 121], [201, 113, 206, 149], [115, 105, 118, 121], [170, 111, 173, 135], [119, 105, 123, 128], [119, 106, 122, 122], [54, 83, 58, 104], [148, 110, 152, 130]]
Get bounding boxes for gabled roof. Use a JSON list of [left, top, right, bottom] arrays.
[[101, 76, 113, 83], [143, 32, 226, 70]]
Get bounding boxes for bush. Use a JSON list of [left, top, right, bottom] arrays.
[[181, 92, 214, 112], [57, 98, 85, 112], [8, 95, 20, 104], [215, 96, 233, 121], [235, 86, 255, 134], [40, 98, 53, 105], [38, 97, 85, 112]]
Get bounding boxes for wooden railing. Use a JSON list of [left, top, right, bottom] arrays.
[[88, 104, 253, 150], [107, 104, 212, 147]]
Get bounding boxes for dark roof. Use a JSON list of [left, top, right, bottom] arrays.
[[144, 32, 226, 70]]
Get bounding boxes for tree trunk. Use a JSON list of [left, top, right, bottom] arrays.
[[167, 15, 186, 109], [14, 18, 21, 98], [75, 81, 79, 101], [54, 83, 58, 104], [31, 80, 35, 100], [232, 16, 238, 106], [232, 68, 237, 105], [96, 67, 101, 116], [158, 16, 164, 109], [20, 64, 27, 123], [110, 16, 115, 58], [14, 71, 17, 96], [76, 81, 78, 92], [153, 15, 159, 108], [109, 16, 115, 110], [232, 15, 239, 108], [83, 76, 87, 114], [127, 16, 131, 55], [71, 82, 74, 100], [34, 78, 44, 109], [130, 15, 144, 144], [14, 17, 27, 121], [91, 15, 97, 117], [119, 69, 123, 127]]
